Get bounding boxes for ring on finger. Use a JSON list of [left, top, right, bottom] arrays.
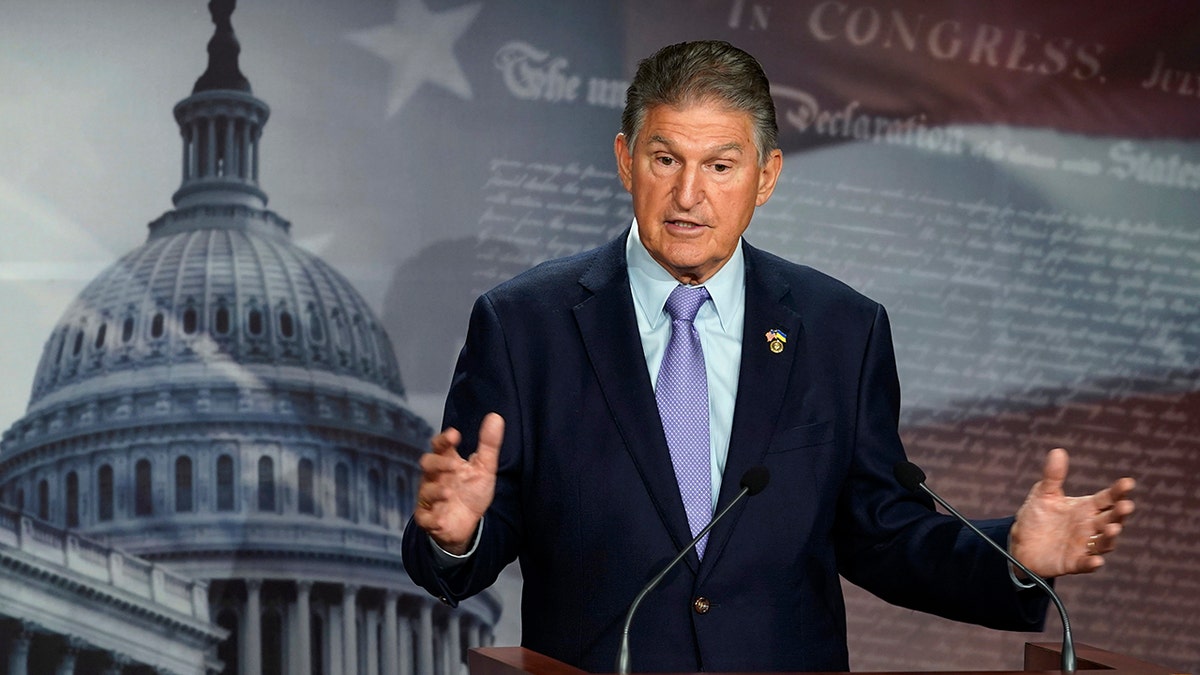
[[1086, 536, 1099, 555]]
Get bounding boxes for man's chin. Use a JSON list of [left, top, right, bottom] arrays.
[[661, 259, 717, 285]]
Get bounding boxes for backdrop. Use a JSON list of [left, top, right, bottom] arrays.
[[2, 0, 1197, 671]]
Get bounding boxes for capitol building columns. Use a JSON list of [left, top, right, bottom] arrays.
[[397, 611, 414, 675], [342, 584, 359, 675], [293, 581, 313, 675], [0, 622, 202, 675], [0, 556, 498, 674], [417, 598, 435, 674], [210, 579, 497, 675], [445, 609, 463, 674], [243, 578, 263, 675], [382, 589, 400, 675], [6, 622, 32, 675]]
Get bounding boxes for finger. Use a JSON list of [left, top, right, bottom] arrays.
[[1090, 476, 1134, 511], [1036, 447, 1069, 497], [419, 450, 466, 476], [470, 413, 505, 475], [423, 427, 469, 475], [1076, 553, 1105, 574], [412, 485, 441, 528], [1104, 523, 1123, 549], [431, 427, 463, 456], [1091, 481, 1136, 526], [1110, 476, 1136, 501], [1081, 517, 1130, 575], [416, 477, 451, 505], [1095, 497, 1136, 529]]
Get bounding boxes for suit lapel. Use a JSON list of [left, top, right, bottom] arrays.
[[702, 244, 804, 574], [573, 237, 700, 570]]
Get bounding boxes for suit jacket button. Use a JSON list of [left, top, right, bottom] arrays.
[[692, 596, 711, 614]]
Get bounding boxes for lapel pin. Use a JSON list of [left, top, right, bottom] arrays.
[[765, 329, 787, 354]]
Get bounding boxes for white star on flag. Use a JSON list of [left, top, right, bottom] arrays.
[[345, 0, 482, 118]]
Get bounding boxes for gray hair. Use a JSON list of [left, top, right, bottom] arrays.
[[620, 40, 778, 166]]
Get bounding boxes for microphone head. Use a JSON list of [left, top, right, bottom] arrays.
[[893, 461, 927, 492], [740, 466, 770, 496]]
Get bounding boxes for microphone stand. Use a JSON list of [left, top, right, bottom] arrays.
[[912, 477, 1076, 672], [615, 466, 767, 675]]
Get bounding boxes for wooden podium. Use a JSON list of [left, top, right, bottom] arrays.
[[467, 642, 1183, 675]]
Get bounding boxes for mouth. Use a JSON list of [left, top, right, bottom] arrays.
[[665, 219, 706, 230]]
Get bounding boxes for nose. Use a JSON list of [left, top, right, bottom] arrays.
[[672, 165, 704, 210]]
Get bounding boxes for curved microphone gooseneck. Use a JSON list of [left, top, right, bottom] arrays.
[[894, 461, 1076, 673], [615, 466, 769, 674]]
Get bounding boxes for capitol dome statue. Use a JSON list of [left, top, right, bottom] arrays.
[[0, 2, 499, 673]]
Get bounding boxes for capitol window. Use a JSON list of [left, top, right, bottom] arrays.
[[258, 456, 276, 512], [367, 468, 381, 525], [279, 308, 295, 339], [151, 311, 166, 339], [248, 307, 265, 337], [66, 471, 80, 527], [176, 456, 194, 513], [298, 458, 316, 515], [183, 305, 199, 335], [217, 455, 235, 511], [335, 462, 351, 519], [94, 322, 108, 350], [214, 304, 232, 336], [98, 465, 114, 521], [38, 478, 50, 520], [135, 459, 153, 516]]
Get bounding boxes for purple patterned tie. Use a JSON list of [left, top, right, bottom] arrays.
[[656, 285, 712, 559]]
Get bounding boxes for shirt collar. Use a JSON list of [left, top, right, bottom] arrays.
[[626, 219, 745, 332]]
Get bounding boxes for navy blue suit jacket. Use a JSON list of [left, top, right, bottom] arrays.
[[403, 234, 1047, 672]]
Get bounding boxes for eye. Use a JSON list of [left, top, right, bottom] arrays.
[[712, 163, 731, 173], [655, 155, 676, 167]]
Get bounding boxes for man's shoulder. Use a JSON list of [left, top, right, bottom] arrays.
[[745, 243, 880, 311], [483, 236, 624, 307]]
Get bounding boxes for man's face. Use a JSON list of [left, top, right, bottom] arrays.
[[615, 100, 782, 285]]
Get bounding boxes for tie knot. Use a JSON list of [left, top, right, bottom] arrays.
[[665, 285, 710, 323]]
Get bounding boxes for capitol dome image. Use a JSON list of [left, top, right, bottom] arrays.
[[0, 2, 499, 673]]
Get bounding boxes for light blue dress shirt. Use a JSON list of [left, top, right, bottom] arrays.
[[626, 219, 745, 510]]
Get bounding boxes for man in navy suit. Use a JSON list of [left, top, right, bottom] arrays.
[[402, 41, 1135, 672]]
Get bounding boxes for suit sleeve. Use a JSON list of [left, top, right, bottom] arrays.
[[833, 304, 1050, 631], [402, 292, 525, 606]]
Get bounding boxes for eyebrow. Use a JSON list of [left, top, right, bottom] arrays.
[[647, 135, 745, 156]]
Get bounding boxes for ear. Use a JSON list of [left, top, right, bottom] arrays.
[[614, 132, 634, 193], [755, 149, 783, 207]]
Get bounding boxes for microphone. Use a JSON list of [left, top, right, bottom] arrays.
[[615, 466, 770, 674], [893, 461, 1076, 673]]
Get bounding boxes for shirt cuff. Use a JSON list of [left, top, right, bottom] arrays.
[[1007, 532, 1037, 590], [1007, 563, 1037, 590], [428, 518, 483, 569]]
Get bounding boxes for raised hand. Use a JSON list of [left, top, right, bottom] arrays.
[[1010, 448, 1136, 578], [413, 413, 505, 555]]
